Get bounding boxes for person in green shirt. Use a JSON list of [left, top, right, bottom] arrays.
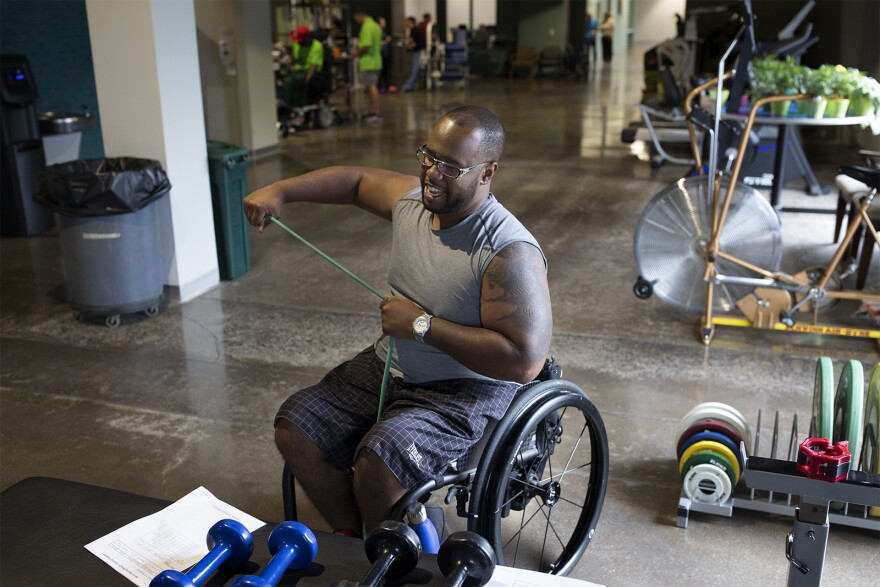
[[354, 8, 383, 123], [290, 25, 326, 107]]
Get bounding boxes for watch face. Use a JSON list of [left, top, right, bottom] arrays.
[[415, 316, 428, 333]]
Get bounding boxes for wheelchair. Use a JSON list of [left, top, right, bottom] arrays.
[[282, 358, 609, 576]]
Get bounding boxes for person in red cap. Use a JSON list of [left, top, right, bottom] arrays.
[[287, 25, 327, 109]]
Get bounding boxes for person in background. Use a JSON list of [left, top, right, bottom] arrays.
[[242, 105, 552, 536], [584, 12, 598, 64], [377, 16, 395, 93], [403, 16, 425, 92], [419, 13, 434, 54], [599, 12, 615, 64], [354, 8, 383, 123], [289, 25, 325, 108]]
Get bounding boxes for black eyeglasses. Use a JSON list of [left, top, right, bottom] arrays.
[[416, 145, 489, 179]]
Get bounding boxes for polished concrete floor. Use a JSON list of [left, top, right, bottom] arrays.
[[2, 46, 879, 585]]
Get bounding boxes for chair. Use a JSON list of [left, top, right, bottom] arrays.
[[834, 151, 880, 289], [536, 46, 563, 78], [282, 358, 609, 576], [438, 26, 469, 87], [508, 45, 537, 79]]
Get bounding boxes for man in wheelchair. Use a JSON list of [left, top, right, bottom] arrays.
[[282, 25, 332, 130], [244, 105, 552, 537]]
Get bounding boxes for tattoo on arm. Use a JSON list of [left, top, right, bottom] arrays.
[[483, 243, 552, 361]]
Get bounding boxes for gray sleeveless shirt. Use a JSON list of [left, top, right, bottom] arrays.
[[374, 188, 545, 383]]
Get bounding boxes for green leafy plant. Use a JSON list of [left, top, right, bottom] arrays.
[[749, 56, 780, 98], [826, 65, 859, 99], [850, 70, 880, 133], [790, 63, 810, 94], [749, 56, 803, 98], [803, 66, 833, 97]]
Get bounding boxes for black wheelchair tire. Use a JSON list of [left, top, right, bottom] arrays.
[[470, 380, 608, 576]]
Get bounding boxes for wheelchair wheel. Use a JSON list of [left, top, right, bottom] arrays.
[[469, 380, 608, 575]]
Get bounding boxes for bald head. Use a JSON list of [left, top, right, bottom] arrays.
[[440, 105, 505, 163]]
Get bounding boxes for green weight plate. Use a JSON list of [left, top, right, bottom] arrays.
[[681, 449, 737, 490], [861, 365, 880, 517], [810, 357, 834, 440], [860, 364, 880, 473], [679, 440, 741, 482], [832, 360, 864, 469]]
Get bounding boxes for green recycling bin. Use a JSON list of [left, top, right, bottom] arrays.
[[207, 140, 251, 280]]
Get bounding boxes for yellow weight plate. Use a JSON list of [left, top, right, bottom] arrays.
[[679, 440, 741, 482]]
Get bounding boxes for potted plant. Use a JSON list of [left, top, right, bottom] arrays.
[[823, 65, 858, 118], [749, 56, 779, 98], [849, 70, 880, 133], [800, 66, 831, 118], [749, 56, 798, 117], [789, 63, 815, 117]]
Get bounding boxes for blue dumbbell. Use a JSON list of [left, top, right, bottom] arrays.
[[151, 519, 253, 587], [231, 521, 318, 586]]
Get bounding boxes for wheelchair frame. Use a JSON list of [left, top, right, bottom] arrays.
[[282, 369, 609, 577]]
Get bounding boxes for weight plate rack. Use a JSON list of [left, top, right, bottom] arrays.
[[676, 409, 880, 531]]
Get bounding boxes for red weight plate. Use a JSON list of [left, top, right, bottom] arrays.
[[677, 419, 743, 454]]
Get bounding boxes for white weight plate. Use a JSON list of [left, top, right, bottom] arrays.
[[684, 463, 733, 505], [677, 404, 741, 441], [677, 403, 752, 454], [678, 402, 750, 441]]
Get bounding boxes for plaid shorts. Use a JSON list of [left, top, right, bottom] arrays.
[[275, 346, 520, 488]]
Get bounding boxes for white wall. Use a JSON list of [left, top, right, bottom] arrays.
[[234, 0, 277, 155], [447, 0, 469, 33], [195, 0, 241, 146], [195, 0, 276, 156], [446, 0, 497, 33], [404, 0, 436, 22], [633, 0, 687, 45]]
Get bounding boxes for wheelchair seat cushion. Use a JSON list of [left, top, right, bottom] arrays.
[[275, 346, 519, 488]]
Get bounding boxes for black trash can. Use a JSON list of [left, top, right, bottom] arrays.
[[36, 157, 171, 326]]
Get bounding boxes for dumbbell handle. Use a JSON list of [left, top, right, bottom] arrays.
[[441, 564, 471, 587], [188, 543, 232, 584], [358, 553, 396, 587], [151, 518, 252, 587], [231, 521, 317, 587], [256, 544, 300, 585]]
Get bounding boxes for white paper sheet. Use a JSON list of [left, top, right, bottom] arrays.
[[487, 565, 606, 587], [84, 486, 265, 587]]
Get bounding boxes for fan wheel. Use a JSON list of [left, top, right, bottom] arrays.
[[634, 176, 782, 314]]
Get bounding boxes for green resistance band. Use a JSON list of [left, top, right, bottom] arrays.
[[268, 214, 394, 422]]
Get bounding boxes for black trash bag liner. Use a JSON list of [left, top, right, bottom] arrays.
[[35, 157, 171, 217]]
